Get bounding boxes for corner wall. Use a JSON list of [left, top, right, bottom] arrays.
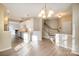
[[59, 15, 72, 34], [0, 4, 11, 51]]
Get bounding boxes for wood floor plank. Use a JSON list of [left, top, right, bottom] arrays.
[[0, 39, 78, 56]]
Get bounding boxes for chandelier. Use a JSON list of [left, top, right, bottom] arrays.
[[38, 4, 54, 19]]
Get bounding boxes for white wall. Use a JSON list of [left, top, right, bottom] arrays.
[[72, 4, 79, 54], [0, 31, 11, 51], [59, 15, 72, 34], [33, 18, 41, 31], [32, 18, 42, 41], [0, 4, 11, 51], [0, 5, 4, 33]]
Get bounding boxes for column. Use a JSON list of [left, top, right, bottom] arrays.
[[72, 4, 79, 53]]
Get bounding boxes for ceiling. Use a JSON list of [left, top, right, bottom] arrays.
[[3, 3, 72, 20]]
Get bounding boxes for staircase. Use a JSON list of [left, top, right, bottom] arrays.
[[42, 20, 60, 42]]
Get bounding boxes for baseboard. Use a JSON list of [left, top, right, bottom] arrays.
[[0, 47, 12, 52]]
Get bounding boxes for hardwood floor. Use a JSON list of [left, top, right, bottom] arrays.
[[0, 38, 78, 56]]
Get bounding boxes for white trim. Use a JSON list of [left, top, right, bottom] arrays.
[[0, 47, 12, 52]]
